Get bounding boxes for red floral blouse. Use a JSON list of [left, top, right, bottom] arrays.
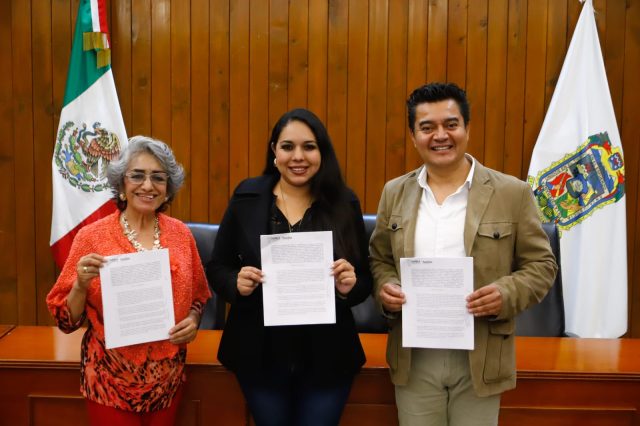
[[46, 212, 211, 412]]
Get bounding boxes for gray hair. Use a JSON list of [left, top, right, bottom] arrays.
[[107, 135, 185, 212]]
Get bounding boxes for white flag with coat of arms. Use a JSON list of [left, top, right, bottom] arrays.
[[527, 0, 627, 337], [50, 0, 128, 268]]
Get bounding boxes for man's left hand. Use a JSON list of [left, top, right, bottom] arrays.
[[466, 284, 502, 317]]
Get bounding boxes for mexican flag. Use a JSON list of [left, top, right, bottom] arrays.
[[50, 0, 128, 268], [527, 0, 627, 337]]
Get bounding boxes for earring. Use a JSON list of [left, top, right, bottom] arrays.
[[273, 158, 277, 166], [119, 193, 126, 201]]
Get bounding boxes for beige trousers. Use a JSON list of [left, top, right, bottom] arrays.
[[395, 348, 500, 426]]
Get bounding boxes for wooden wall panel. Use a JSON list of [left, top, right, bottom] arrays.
[[544, 0, 567, 112], [269, 0, 289, 127], [228, 0, 249, 191], [248, 0, 269, 177], [170, 0, 192, 221], [307, 0, 328, 122], [288, 0, 309, 110], [503, 0, 527, 178], [209, 0, 230, 222], [625, 0, 640, 338], [385, 0, 408, 181], [327, 0, 349, 177], [32, 0, 56, 326], [364, 0, 388, 213], [151, 0, 172, 146], [446, 0, 468, 88], [131, 0, 152, 136], [344, 1, 369, 196], [111, 0, 132, 132], [12, 0, 36, 325], [466, 0, 488, 163], [2, 0, 640, 337], [405, 0, 428, 171], [0, 0, 16, 325], [427, 0, 447, 83], [604, 0, 626, 125], [522, 0, 547, 177], [484, 0, 508, 171], [190, 0, 211, 222]]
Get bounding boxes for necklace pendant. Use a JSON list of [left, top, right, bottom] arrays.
[[121, 213, 162, 252]]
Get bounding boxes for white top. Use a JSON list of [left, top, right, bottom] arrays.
[[414, 157, 476, 258]]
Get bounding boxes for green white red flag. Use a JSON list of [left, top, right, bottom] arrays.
[[50, 0, 127, 268]]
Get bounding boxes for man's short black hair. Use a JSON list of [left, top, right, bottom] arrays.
[[406, 82, 470, 131]]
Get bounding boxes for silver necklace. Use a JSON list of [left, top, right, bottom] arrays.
[[278, 184, 311, 233], [121, 213, 161, 252]]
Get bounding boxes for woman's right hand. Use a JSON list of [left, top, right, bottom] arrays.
[[75, 254, 106, 291], [237, 266, 264, 296]]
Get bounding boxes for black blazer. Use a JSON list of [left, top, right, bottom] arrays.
[[207, 175, 372, 375]]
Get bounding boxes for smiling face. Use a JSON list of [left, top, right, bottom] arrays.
[[272, 120, 322, 188], [123, 152, 168, 217], [411, 99, 470, 174]]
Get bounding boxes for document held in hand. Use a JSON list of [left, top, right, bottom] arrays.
[[400, 257, 474, 350], [100, 249, 175, 349], [260, 231, 336, 326]]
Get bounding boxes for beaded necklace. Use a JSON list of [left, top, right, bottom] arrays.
[[120, 213, 162, 252]]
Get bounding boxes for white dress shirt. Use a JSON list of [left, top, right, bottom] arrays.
[[414, 157, 476, 258]]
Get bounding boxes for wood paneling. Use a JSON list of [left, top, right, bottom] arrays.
[[364, 0, 388, 213], [626, 0, 640, 342], [191, 0, 211, 223], [343, 0, 365, 195], [307, 0, 328, 121], [503, 0, 527, 178], [466, 0, 488, 163], [0, 0, 17, 325], [11, 0, 36, 325], [1, 0, 640, 336], [209, 0, 230, 222], [328, 0, 348, 177]]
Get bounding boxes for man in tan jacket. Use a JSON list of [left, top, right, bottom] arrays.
[[369, 82, 557, 426]]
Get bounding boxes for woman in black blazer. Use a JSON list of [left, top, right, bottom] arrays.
[[207, 108, 372, 426]]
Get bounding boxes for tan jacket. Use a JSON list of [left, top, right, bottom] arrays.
[[369, 162, 558, 397]]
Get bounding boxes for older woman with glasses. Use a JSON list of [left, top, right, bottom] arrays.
[[46, 135, 211, 426]]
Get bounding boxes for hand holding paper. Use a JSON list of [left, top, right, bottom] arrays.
[[100, 249, 175, 349], [401, 257, 474, 350], [237, 266, 264, 296], [378, 283, 406, 313], [168, 311, 199, 344], [332, 258, 357, 296], [260, 231, 336, 326], [466, 283, 503, 317]]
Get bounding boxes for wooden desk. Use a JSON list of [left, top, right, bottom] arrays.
[[501, 337, 640, 425], [1, 327, 639, 425], [0, 324, 14, 339]]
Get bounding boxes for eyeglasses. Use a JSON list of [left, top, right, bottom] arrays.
[[125, 171, 169, 185]]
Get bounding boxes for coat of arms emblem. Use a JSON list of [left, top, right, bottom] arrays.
[[527, 132, 625, 230], [54, 121, 121, 192]]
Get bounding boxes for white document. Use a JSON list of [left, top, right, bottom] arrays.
[[100, 249, 175, 349], [401, 257, 474, 350], [260, 231, 336, 326]]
